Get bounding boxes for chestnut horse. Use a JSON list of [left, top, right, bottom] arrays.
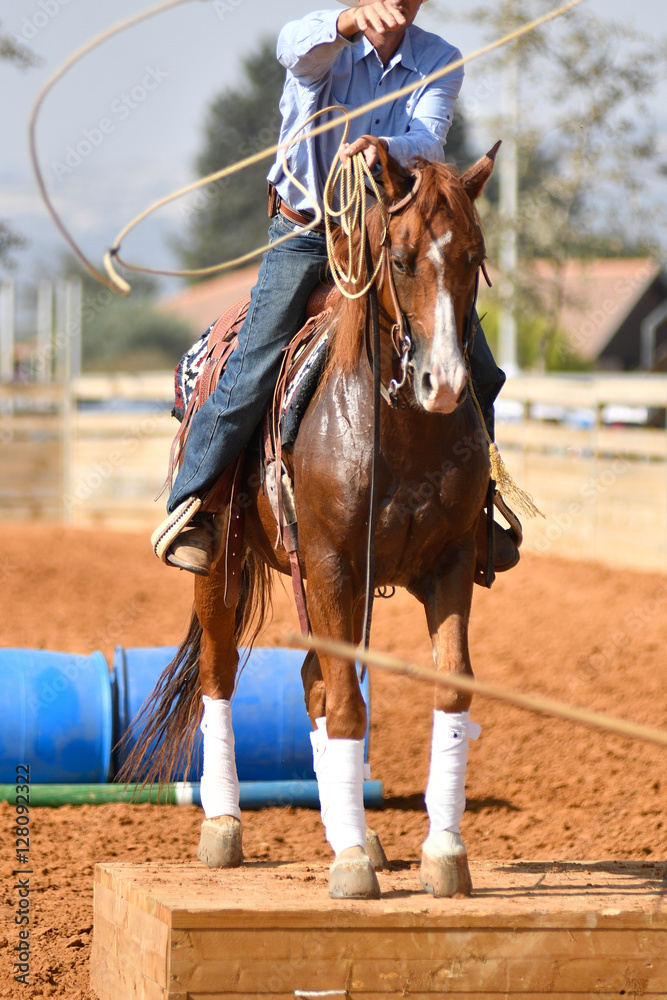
[[130, 144, 498, 899]]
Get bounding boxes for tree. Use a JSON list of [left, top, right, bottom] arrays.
[[435, 1, 667, 368], [443, 105, 474, 171], [176, 38, 285, 277], [0, 23, 39, 271], [58, 256, 192, 372], [178, 36, 474, 277]]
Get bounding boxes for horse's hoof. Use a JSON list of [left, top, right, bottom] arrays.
[[196, 815, 243, 868], [365, 828, 389, 871], [329, 847, 381, 899], [420, 831, 472, 897]]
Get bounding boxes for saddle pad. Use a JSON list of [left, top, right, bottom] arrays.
[[173, 321, 215, 423], [172, 284, 337, 425], [280, 329, 329, 447]]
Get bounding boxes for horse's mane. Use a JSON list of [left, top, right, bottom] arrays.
[[322, 159, 483, 382]]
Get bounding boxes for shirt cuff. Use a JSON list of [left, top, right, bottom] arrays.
[[382, 133, 445, 166]]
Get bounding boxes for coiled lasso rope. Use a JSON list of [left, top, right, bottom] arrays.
[[321, 116, 388, 300], [28, 0, 586, 295]]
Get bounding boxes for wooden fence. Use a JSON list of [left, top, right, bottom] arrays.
[[1, 372, 666, 571]]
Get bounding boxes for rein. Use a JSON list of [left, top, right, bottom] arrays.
[[358, 170, 421, 675]]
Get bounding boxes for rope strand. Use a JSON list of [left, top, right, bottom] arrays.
[[322, 123, 388, 300], [27, 0, 585, 294]]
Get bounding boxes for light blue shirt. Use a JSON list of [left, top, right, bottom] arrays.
[[267, 9, 464, 213]]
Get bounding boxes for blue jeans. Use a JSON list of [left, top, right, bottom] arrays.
[[168, 216, 330, 512], [167, 215, 504, 513]]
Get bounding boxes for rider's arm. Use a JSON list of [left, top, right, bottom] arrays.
[[277, 10, 357, 84], [381, 50, 464, 165]]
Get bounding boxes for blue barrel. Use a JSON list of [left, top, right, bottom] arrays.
[[0, 649, 113, 783], [113, 646, 370, 783]]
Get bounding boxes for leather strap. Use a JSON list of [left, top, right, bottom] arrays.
[[360, 237, 382, 676], [267, 181, 279, 218], [223, 457, 246, 609], [485, 478, 496, 589], [289, 549, 311, 637], [279, 204, 327, 233]]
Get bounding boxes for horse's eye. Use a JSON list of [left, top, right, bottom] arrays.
[[392, 257, 407, 273]]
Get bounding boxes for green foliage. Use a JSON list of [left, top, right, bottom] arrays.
[[479, 301, 590, 372], [176, 38, 285, 277], [0, 220, 26, 272], [0, 22, 39, 70], [442, 108, 474, 170], [0, 23, 38, 271], [81, 297, 191, 372], [438, 0, 667, 368], [58, 255, 191, 372]]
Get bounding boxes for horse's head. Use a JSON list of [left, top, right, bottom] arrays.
[[378, 143, 499, 414]]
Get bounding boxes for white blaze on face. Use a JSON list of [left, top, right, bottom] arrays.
[[423, 232, 467, 413]]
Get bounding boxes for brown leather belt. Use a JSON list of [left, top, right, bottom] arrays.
[[279, 204, 327, 233]]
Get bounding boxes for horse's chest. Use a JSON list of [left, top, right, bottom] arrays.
[[381, 465, 475, 534]]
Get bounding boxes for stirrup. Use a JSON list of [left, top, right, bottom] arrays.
[[494, 492, 523, 548], [151, 496, 202, 564]]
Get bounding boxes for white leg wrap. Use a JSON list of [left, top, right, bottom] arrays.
[[424, 709, 481, 840], [199, 696, 241, 821], [310, 717, 366, 856]]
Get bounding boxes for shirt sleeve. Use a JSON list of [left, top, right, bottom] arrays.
[[381, 50, 464, 166], [277, 10, 357, 84]]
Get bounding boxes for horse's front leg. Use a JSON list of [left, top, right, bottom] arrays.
[[305, 552, 381, 899], [193, 563, 243, 868], [412, 535, 480, 897]]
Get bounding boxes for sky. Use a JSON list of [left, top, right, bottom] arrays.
[[1, 0, 666, 301]]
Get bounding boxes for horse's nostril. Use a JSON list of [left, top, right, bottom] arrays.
[[422, 372, 433, 395], [457, 385, 468, 405]]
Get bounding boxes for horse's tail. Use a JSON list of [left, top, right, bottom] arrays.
[[116, 547, 273, 789]]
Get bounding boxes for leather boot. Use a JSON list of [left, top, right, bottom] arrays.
[[474, 508, 520, 587], [166, 514, 224, 576]]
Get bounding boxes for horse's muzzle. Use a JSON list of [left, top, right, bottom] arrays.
[[419, 362, 468, 414]]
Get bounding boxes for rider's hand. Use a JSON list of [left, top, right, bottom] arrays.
[[340, 135, 387, 170], [338, 1, 408, 39]]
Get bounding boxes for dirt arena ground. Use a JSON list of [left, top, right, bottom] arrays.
[[0, 523, 665, 998]]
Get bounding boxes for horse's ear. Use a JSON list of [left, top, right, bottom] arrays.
[[377, 141, 412, 203], [460, 140, 501, 202]]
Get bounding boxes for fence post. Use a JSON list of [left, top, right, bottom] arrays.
[[37, 280, 53, 382], [0, 281, 15, 383], [67, 278, 82, 380], [61, 380, 75, 524], [55, 280, 68, 382]]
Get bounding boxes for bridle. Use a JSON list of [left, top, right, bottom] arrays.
[[368, 167, 489, 409], [359, 166, 490, 669]]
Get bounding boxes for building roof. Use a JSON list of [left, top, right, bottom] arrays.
[[525, 258, 661, 362], [158, 265, 260, 335], [159, 257, 665, 368]]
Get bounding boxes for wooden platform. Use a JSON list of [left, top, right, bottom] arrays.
[[91, 860, 667, 1000]]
